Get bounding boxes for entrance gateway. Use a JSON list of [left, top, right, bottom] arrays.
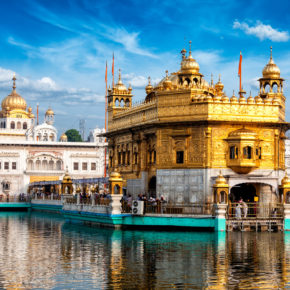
[[227, 182, 283, 231]]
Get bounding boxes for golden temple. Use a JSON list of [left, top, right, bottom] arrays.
[[106, 44, 289, 204]]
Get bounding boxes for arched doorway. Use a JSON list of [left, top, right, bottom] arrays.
[[148, 176, 156, 197], [230, 183, 257, 202]]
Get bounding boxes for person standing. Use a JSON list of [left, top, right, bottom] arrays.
[[240, 198, 248, 218], [235, 203, 242, 219]]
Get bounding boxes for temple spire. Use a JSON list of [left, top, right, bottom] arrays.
[[12, 73, 16, 91]]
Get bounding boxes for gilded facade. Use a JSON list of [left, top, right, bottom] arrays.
[[106, 45, 289, 204]]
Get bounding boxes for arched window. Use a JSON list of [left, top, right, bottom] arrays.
[[28, 160, 33, 170], [125, 99, 130, 107], [115, 99, 119, 107], [114, 184, 120, 195], [243, 146, 252, 159], [36, 160, 41, 170], [120, 99, 124, 107], [42, 160, 48, 170], [43, 134, 48, 141], [17, 122, 21, 129], [10, 122, 15, 129], [48, 160, 54, 170], [185, 78, 191, 85], [3, 122, 6, 129], [272, 83, 278, 93], [220, 191, 227, 204], [50, 134, 55, 141], [286, 191, 290, 204], [230, 146, 238, 159], [264, 83, 270, 93], [23, 122, 27, 129], [56, 160, 62, 170]]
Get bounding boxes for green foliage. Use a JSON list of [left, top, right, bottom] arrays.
[[65, 129, 82, 142]]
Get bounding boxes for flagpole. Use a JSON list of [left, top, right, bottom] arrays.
[[104, 61, 108, 178], [112, 52, 114, 87], [238, 51, 243, 97]]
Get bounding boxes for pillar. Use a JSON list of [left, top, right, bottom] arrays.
[[109, 171, 123, 215], [280, 172, 290, 230], [213, 171, 229, 231]]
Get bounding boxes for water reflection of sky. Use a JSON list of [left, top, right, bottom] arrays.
[[0, 212, 289, 289]]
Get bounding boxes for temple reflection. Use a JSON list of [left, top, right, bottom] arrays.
[[0, 213, 290, 288]]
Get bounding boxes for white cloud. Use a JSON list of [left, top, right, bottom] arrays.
[[102, 26, 157, 58], [0, 67, 103, 106], [233, 20, 289, 42]]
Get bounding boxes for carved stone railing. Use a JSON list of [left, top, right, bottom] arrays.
[[109, 100, 158, 131]]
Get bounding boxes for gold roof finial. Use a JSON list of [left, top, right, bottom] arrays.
[[250, 90, 252, 97], [211, 73, 213, 86], [218, 74, 221, 82], [148, 76, 151, 84], [12, 73, 16, 91], [165, 70, 169, 79], [189, 40, 192, 56], [270, 46, 273, 61], [118, 69, 121, 81], [233, 90, 235, 95]]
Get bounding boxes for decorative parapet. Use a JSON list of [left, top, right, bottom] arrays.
[[108, 100, 158, 132]]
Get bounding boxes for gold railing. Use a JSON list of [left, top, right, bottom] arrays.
[[0, 195, 30, 202], [122, 201, 214, 215], [227, 202, 283, 219]]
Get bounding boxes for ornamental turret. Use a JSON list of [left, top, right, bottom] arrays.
[[259, 47, 284, 100], [107, 69, 133, 113]]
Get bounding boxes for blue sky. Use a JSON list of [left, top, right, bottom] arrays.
[[1, 0, 290, 137]]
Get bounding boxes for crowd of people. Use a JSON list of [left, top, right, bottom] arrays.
[[121, 193, 167, 213]]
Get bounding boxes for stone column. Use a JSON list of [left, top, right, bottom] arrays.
[[259, 184, 272, 218], [214, 204, 227, 231], [77, 193, 80, 205], [284, 204, 290, 231], [111, 194, 122, 215]]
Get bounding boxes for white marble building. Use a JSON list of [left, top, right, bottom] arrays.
[[0, 76, 107, 197]]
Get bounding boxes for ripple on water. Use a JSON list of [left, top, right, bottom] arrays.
[[0, 213, 289, 289]]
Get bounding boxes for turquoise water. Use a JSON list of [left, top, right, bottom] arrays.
[[0, 212, 289, 289]]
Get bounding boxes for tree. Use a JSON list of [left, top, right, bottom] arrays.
[[65, 129, 83, 142]]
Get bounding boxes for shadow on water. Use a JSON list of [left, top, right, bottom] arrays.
[[0, 212, 289, 289]]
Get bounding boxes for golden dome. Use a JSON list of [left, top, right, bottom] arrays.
[[110, 171, 121, 178], [181, 54, 200, 74], [239, 95, 247, 104], [2, 75, 27, 111], [62, 167, 72, 183], [247, 93, 255, 104], [262, 47, 280, 78], [180, 41, 200, 74], [230, 91, 238, 103], [281, 172, 290, 187], [221, 94, 229, 103], [45, 108, 54, 115], [255, 95, 263, 104], [115, 69, 127, 91], [60, 133, 68, 142], [215, 75, 224, 91], [145, 76, 153, 94], [214, 171, 229, 187], [228, 128, 257, 140], [163, 70, 172, 89], [109, 170, 123, 182]]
